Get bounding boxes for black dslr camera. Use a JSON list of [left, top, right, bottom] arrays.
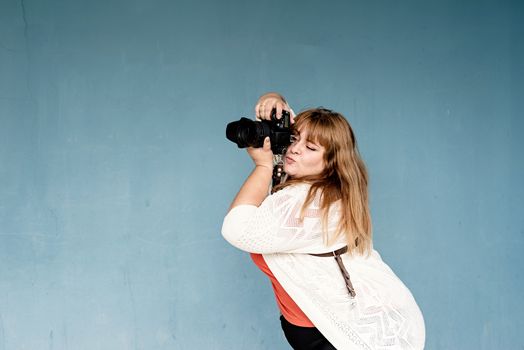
[[225, 109, 291, 155]]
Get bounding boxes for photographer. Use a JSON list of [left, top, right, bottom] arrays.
[[222, 93, 425, 350]]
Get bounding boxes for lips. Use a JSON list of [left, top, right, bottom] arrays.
[[285, 156, 296, 164]]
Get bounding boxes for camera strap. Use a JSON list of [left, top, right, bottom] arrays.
[[310, 246, 356, 298], [272, 154, 285, 190]]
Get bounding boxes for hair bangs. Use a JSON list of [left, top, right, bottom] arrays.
[[293, 111, 334, 150]]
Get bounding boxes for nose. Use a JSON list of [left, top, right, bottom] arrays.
[[288, 142, 300, 154]]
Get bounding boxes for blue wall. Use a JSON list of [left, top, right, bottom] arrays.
[[1, 0, 522, 348]]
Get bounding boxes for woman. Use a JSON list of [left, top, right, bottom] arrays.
[[222, 92, 425, 350]]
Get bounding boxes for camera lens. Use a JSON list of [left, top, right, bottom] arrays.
[[226, 118, 270, 148], [226, 111, 291, 154]]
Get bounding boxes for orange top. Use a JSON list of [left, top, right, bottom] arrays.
[[251, 253, 315, 327]]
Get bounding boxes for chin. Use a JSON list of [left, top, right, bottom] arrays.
[[283, 166, 296, 177]]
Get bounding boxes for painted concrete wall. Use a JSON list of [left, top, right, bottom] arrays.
[[1, 0, 522, 348]]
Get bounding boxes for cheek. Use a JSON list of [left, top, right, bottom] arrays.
[[317, 154, 328, 173], [317, 160, 326, 173], [308, 155, 325, 172]]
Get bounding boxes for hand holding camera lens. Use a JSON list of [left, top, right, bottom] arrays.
[[247, 136, 273, 170]]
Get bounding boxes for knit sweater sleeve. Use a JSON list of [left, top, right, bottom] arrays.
[[222, 185, 325, 254]]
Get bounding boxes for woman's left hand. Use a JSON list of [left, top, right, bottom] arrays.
[[247, 137, 273, 170]]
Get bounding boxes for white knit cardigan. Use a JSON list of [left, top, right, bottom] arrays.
[[222, 184, 425, 350]]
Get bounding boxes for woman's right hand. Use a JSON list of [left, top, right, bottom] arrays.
[[247, 136, 273, 170], [255, 92, 293, 122]]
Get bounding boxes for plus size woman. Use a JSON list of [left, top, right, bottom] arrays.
[[222, 92, 425, 350]]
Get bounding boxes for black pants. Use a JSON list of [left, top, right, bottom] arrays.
[[280, 315, 337, 350]]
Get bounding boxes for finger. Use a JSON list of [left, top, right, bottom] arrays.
[[265, 104, 273, 120], [266, 100, 279, 119], [267, 102, 278, 119], [257, 103, 266, 120], [276, 103, 283, 119], [263, 136, 271, 150]]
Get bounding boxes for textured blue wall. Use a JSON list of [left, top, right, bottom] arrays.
[[1, 0, 522, 349]]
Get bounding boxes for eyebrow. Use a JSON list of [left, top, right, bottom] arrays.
[[305, 137, 321, 146]]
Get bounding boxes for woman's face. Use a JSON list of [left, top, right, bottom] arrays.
[[284, 128, 326, 178]]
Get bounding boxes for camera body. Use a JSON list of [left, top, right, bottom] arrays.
[[226, 110, 291, 155]]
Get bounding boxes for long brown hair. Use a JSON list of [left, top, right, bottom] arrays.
[[274, 108, 372, 255]]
